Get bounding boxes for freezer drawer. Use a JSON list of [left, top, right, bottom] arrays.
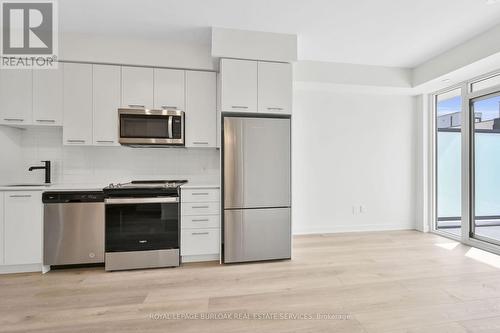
[[224, 208, 291, 263]]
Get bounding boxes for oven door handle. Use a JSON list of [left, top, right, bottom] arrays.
[[105, 197, 179, 204], [168, 115, 173, 139]]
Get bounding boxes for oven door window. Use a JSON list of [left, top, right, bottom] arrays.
[[120, 114, 169, 139], [106, 203, 179, 252]]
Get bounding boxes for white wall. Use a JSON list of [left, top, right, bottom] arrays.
[[295, 61, 412, 88], [292, 88, 417, 234], [414, 94, 431, 232], [8, 127, 219, 186]]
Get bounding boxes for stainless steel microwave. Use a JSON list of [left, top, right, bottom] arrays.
[[118, 108, 185, 147]]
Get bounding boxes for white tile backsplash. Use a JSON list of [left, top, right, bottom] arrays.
[[0, 126, 24, 184], [13, 127, 220, 185]]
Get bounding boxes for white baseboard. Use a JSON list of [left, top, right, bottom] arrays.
[[0, 264, 42, 274], [292, 222, 416, 235], [181, 254, 219, 263]]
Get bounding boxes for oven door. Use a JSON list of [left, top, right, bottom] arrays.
[[118, 109, 184, 145], [105, 197, 179, 253]]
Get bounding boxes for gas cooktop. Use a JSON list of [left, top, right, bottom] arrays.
[[103, 180, 188, 197], [105, 180, 187, 189]]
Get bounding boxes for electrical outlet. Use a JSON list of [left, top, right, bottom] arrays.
[[359, 205, 365, 213]]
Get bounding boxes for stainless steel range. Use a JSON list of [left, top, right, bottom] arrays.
[[103, 180, 187, 271]]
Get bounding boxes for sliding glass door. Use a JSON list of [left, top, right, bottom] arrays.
[[433, 71, 500, 253], [470, 92, 500, 244]]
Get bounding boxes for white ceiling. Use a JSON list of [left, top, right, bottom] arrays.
[[60, 0, 500, 68]]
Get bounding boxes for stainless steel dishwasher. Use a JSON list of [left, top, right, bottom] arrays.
[[43, 191, 105, 266]]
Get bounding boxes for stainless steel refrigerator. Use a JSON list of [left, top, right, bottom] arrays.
[[223, 114, 291, 263]]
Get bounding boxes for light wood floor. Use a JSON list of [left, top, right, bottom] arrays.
[[3, 231, 500, 332]]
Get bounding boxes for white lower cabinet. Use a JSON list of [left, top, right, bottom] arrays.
[[182, 215, 220, 229], [181, 202, 220, 216], [181, 229, 220, 256], [180, 188, 220, 261], [3, 191, 42, 266], [182, 188, 220, 203]]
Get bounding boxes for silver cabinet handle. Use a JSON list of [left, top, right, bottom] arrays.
[[267, 107, 284, 111], [191, 205, 209, 209], [231, 106, 248, 109], [128, 104, 145, 108], [161, 105, 178, 109], [66, 139, 85, 143], [191, 218, 209, 222], [191, 232, 209, 236], [96, 140, 114, 143], [105, 197, 179, 204], [4, 118, 24, 121], [192, 141, 209, 145], [191, 192, 209, 196], [36, 119, 56, 123], [9, 194, 32, 198]]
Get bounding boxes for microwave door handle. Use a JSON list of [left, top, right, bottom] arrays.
[[168, 116, 173, 139]]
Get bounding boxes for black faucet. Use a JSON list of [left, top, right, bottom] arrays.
[[29, 161, 51, 184]]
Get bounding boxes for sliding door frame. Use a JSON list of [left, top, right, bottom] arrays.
[[468, 90, 500, 247], [430, 69, 500, 255], [430, 83, 466, 242]]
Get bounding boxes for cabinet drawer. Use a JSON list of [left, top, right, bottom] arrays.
[[181, 202, 219, 216], [181, 229, 220, 256], [181, 189, 220, 203], [182, 215, 220, 229]]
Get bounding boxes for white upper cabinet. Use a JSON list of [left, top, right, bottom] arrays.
[[93, 65, 121, 146], [220, 59, 257, 112], [0, 69, 33, 125], [121, 66, 153, 109], [185, 71, 217, 148], [4, 191, 42, 265], [154, 68, 185, 110], [33, 66, 63, 125], [258, 62, 292, 114], [63, 63, 93, 145]]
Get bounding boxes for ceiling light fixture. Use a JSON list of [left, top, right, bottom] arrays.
[[442, 78, 451, 83]]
